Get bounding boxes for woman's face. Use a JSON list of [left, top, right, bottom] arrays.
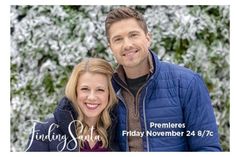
[[76, 72, 109, 123]]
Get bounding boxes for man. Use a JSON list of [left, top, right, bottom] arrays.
[[105, 7, 221, 151]]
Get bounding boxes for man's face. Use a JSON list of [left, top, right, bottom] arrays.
[[108, 18, 151, 69]]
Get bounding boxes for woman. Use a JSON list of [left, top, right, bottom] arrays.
[[26, 58, 119, 151]]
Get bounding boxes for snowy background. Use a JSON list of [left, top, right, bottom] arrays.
[[10, 5, 230, 151]]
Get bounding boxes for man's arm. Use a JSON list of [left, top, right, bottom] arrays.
[[183, 74, 221, 151]]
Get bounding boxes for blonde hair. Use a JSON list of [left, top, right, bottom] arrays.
[[65, 58, 117, 148]]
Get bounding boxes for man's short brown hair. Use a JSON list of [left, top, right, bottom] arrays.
[[105, 7, 148, 42]]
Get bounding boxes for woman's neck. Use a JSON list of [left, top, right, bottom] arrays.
[[84, 117, 98, 128]]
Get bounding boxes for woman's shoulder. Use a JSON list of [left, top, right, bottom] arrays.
[[35, 117, 57, 131], [25, 117, 57, 151]]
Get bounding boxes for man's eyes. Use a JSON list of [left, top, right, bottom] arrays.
[[114, 38, 122, 42], [112, 34, 139, 43], [130, 33, 138, 38]]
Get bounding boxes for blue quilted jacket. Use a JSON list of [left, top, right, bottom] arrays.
[[112, 50, 221, 151]]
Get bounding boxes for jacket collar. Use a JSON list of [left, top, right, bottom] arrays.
[[53, 97, 77, 138]]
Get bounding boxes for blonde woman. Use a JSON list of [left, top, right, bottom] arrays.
[[26, 58, 119, 151]]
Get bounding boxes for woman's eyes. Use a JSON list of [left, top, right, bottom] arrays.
[[81, 87, 89, 91], [80, 88, 105, 92], [97, 89, 105, 92]]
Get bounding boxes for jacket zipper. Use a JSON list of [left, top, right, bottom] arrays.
[[114, 76, 149, 151], [143, 87, 150, 151], [116, 89, 129, 151]]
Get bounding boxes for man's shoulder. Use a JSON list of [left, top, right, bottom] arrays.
[[150, 51, 197, 81], [158, 61, 197, 80]]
